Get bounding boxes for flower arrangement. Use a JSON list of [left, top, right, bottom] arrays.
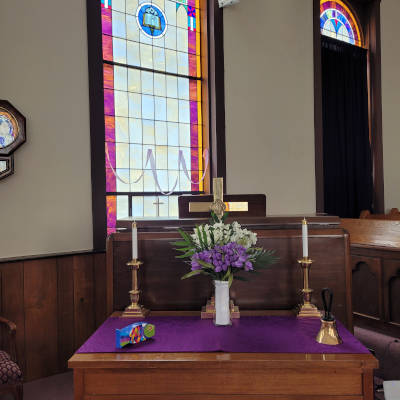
[[173, 214, 278, 285]]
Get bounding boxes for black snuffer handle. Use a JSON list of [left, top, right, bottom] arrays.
[[321, 288, 334, 321]]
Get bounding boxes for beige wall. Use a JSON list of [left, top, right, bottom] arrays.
[[223, 0, 316, 215], [0, 0, 93, 258], [381, 0, 400, 211], [0, 0, 317, 258]]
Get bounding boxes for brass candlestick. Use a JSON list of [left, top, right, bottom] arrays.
[[121, 259, 149, 318], [296, 257, 321, 318]]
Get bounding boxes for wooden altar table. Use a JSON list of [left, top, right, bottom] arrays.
[[68, 312, 378, 400]]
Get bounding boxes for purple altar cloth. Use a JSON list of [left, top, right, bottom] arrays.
[[76, 316, 369, 354]]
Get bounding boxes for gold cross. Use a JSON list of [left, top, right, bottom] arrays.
[[188, 177, 248, 218], [210, 177, 226, 220]]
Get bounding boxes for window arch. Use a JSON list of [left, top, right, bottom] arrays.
[[320, 0, 363, 46]]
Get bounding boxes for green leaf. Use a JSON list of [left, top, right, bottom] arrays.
[[228, 271, 233, 287], [210, 228, 215, 247], [195, 226, 204, 249], [222, 269, 230, 281], [201, 226, 208, 248], [176, 250, 196, 259], [253, 250, 279, 269], [174, 247, 193, 253], [178, 228, 194, 245], [197, 260, 215, 270], [171, 240, 190, 247], [181, 270, 203, 280]]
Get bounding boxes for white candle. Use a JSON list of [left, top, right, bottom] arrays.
[[132, 222, 138, 260], [302, 218, 308, 258]]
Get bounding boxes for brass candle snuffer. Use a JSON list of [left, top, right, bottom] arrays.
[[316, 288, 342, 345]]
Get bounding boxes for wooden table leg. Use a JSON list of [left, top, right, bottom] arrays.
[[363, 369, 375, 400], [74, 370, 84, 400]]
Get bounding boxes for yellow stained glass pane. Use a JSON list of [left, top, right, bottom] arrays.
[[114, 91, 129, 117], [115, 117, 129, 143], [128, 68, 141, 92], [116, 143, 130, 168]]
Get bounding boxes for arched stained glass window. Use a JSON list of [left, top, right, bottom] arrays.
[[100, 0, 206, 233], [320, 0, 362, 46]]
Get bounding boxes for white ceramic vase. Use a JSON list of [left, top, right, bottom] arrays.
[[214, 280, 231, 326]]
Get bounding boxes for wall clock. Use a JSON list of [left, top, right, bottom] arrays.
[[0, 100, 26, 180]]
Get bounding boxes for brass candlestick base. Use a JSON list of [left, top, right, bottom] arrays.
[[316, 319, 342, 345], [201, 296, 240, 319], [121, 259, 150, 318], [296, 257, 321, 318]]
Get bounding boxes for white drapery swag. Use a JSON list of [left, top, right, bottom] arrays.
[[105, 143, 209, 196]]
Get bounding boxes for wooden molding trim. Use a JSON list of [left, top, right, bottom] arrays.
[[208, 0, 227, 191], [0, 249, 105, 265], [367, 0, 385, 213], [314, 0, 324, 213], [87, 0, 107, 251]]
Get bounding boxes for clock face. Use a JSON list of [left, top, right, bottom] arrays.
[[0, 110, 18, 149]]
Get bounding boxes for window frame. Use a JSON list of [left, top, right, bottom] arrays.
[[87, 0, 226, 250], [314, 0, 384, 214]]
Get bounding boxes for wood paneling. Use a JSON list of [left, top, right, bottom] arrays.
[[0, 262, 25, 373], [69, 350, 377, 400], [351, 256, 382, 318], [383, 259, 400, 325], [73, 255, 95, 348], [109, 219, 352, 330], [0, 251, 106, 382], [24, 258, 58, 380], [343, 217, 400, 335], [94, 253, 108, 327], [57, 256, 75, 372]]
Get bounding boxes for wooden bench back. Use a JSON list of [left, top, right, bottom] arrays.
[[340, 218, 400, 248], [360, 208, 400, 220]]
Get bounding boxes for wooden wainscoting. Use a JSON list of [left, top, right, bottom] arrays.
[[350, 246, 400, 336], [0, 251, 107, 381], [341, 218, 400, 337]]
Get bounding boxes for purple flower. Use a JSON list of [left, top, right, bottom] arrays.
[[190, 242, 252, 272]]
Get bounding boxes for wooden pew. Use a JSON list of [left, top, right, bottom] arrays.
[[360, 208, 400, 220], [340, 218, 400, 337]]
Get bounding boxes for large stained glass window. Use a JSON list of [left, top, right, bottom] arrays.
[[320, 0, 362, 46], [101, 0, 205, 233]]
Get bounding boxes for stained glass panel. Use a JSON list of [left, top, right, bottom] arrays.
[[320, 0, 362, 46], [102, 0, 204, 232]]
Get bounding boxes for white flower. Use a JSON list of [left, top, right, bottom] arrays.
[[190, 220, 257, 249]]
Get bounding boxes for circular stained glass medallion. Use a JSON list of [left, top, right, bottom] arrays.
[[0, 109, 18, 149], [136, 3, 167, 38]]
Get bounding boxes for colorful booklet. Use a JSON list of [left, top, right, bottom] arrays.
[[116, 322, 155, 349]]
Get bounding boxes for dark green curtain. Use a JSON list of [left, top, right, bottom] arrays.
[[321, 36, 373, 218]]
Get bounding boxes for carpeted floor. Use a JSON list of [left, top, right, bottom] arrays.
[[23, 372, 73, 400], [0, 372, 74, 400], [0, 372, 73, 400]]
